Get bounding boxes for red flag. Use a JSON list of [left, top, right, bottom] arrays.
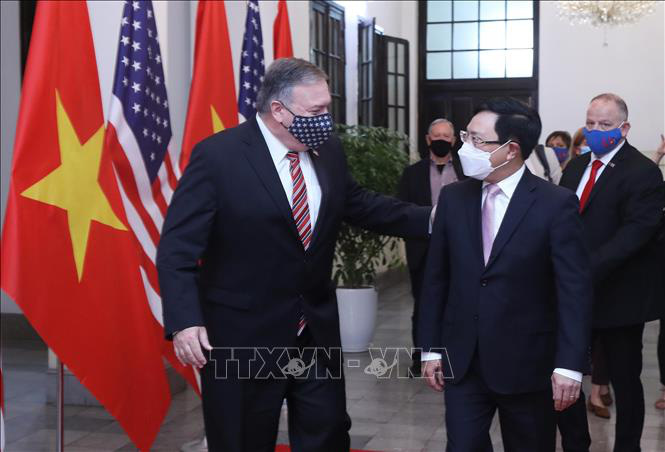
[[180, 0, 238, 171], [274, 0, 294, 59], [0, 2, 170, 449]]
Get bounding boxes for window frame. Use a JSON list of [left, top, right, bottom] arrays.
[[310, 0, 346, 123], [423, 0, 539, 81]]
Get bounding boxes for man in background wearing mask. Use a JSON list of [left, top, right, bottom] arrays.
[[398, 118, 465, 376], [157, 58, 432, 451], [559, 93, 664, 452], [418, 98, 592, 451]]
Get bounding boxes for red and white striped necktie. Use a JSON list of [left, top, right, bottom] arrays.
[[286, 151, 311, 335]]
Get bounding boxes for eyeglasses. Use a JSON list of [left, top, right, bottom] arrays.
[[460, 130, 503, 147]]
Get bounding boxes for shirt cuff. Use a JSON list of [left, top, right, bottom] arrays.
[[553, 368, 582, 382], [428, 205, 436, 234], [421, 352, 442, 361]]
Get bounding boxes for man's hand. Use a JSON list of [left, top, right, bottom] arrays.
[[173, 326, 212, 369], [551, 372, 581, 411], [422, 359, 445, 392]]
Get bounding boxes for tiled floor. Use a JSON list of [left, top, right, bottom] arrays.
[[3, 272, 664, 451]]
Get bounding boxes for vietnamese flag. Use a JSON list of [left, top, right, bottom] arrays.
[[180, 0, 238, 171], [0, 2, 170, 449], [274, 0, 294, 59]]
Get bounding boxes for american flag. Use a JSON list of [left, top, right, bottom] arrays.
[[238, 0, 265, 120], [104, 0, 194, 390]]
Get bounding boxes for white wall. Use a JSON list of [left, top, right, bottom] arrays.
[[1, 0, 22, 314], [539, 0, 664, 152]]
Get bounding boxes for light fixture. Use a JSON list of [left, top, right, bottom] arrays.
[[557, 1, 657, 45]]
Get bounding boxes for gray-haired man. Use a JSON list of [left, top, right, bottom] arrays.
[[157, 58, 432, 451]]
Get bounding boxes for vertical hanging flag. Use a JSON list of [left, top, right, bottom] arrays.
[[180, 0, 238, 171], [103, 0, 200, 393], [0, 1, 170, 450], [238, 0, 265, 121], [274, 0, 294, 59]]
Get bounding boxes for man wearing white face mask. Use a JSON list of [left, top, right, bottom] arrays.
[[417, 98, 593, 451]]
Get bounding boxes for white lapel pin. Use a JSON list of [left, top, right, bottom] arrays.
[[609, 162, 616, 168]]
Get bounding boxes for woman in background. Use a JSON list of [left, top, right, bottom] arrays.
[[545, 130, 572, 168]]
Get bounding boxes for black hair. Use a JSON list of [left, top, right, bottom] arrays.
[[473, 97, 542, 160], [545, 130, 572, 148]]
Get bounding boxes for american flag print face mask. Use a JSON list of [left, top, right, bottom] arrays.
[[280, 102, 334, 150]]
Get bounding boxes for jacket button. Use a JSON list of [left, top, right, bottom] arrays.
[[481, 279, 488, 287], [474, 315, 479, 321]]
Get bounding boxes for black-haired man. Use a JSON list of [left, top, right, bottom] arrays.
[[418, 98, 593, 451]]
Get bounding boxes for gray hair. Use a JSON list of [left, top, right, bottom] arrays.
[[427, 118, 455, 135], [256, 58, 328, 114], [591, 93, 629, 121]]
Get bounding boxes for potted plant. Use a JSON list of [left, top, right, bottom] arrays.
[[333, 124, 409, 352]]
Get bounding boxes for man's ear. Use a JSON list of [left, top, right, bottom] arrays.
[[620, 121, 631, 138], [507, 142, 521, 161], [425, 135, 431, 146], [271, 100, 286, 124]]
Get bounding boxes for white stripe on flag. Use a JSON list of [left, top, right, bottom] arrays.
[[109, 95, 165, 232], [113, 167, 158, 263], [139, 265, 164, 325], [157, 158, 173, 205], [167, 137, 182, 180]]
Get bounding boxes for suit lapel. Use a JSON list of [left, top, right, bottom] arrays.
[[485, 170, 537, 270], [581, 144, 628, 213], [464, 179, 485, 268], [308, 148, 330, 251], [564, 153, 590, 191], [241, 117, 300, 241]]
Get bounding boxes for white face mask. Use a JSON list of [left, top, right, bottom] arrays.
[[457, 141, 512, 180]]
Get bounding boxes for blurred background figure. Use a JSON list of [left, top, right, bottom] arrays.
[[546, 130, 572, 168], [571, 127, 591, 160]]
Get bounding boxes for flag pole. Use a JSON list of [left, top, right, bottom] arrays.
[[56, 358, 64, 452]]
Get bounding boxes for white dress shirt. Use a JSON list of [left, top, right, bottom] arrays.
[[423, 164, 582, 382], [256, 114, 321, 228], [575, 140, 625, 197]]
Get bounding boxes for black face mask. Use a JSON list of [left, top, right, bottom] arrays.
[[430, 139, 452, 158]]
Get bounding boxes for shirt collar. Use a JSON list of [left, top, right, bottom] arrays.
[[589, 140, 625, 167], [483, 164, 525, 200], [256, 114, 291, 167]]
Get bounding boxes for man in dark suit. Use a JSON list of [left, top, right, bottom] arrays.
[[156, 58, 431, 452], [559, 93, 664, 452], [418, 98, 592, 451], [398, 118, 464, 375]]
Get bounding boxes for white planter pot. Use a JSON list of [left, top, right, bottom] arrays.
[[336, 287, 378, 353]]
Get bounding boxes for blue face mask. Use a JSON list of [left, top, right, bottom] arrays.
[[583, 123, 624, 156], [579, 145, 591, 155], [552, 146, 569, 163]]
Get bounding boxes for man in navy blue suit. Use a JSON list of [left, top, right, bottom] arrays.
[[418, 98, 593, 451], [157, 58, 432, 451]]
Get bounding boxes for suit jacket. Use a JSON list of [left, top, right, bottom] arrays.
[[418, 169, 592, 395], [397, 156, 465, 285], [156, 116, 431, 371], [559, 142, 665, 328]]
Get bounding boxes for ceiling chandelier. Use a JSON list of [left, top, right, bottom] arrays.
[[557, 1, 657, 27], [557, 1, 657, 45]]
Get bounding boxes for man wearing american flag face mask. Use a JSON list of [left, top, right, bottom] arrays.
[[157, 58, 434, 451]]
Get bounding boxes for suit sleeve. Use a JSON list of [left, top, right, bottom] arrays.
[[156, 143, 218, 339], [416, 185, 450, 352], [397, 167, 410, 202], [550, 192, 592, 372], [592, 164, 664, 283], [343, 156, 431, 239]]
